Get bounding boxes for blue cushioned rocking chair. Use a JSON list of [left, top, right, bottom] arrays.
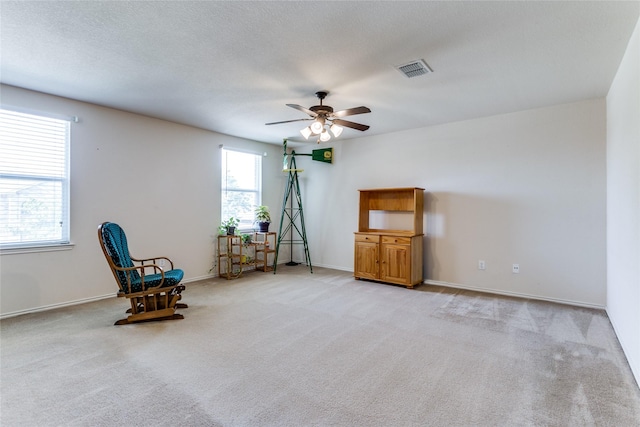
[[98, 222, 187, 325]]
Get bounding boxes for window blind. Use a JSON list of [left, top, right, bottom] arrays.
[[0, 108, 71, 248]]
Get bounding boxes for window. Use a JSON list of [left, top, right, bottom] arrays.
[[221, 148, 262, 230], [0, 108, 71, 249]]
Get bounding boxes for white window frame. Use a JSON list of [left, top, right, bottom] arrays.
[[221, 147, 262, 231], [0, 107, 72, 252]]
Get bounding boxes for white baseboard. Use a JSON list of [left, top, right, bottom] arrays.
[[282, 265, 604, 309], [0, 293, 114, 320], [1, 275, 217, 320], [1, 270, 605, 320], [306, 262, 353, 272], [423, 279, 605, 310], [309, 267, 605, 310], [606, 310, 640, 388], [183, 274, 215, 283]]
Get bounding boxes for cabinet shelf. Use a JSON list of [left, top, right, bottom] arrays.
[[358, 187, 424, 235]]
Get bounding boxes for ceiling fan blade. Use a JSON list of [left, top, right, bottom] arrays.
[[333, 119, 370, 131], [265, 118, 313, 125], [332, 106, 371, 118], [286, 104, 318, 117]]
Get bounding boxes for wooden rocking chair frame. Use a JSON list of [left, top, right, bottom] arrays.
[[98, 222, 187, 325]]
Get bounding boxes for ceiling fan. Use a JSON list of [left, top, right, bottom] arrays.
[[265, 91, 371, 142]]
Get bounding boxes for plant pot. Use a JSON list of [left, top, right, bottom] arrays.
[[226, 226, 236, 235], [258, 222, 270, 232]]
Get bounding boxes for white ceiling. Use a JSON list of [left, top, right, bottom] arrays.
[[1, 1, 638, 145]]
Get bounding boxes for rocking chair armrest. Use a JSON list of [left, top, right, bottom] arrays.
[[112, 264, 167, 293], [131, 255, 175, 271]]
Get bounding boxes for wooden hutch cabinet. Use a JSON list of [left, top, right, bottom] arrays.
[[354, 187, 424, 288]]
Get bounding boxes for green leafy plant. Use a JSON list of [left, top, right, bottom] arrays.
[[254, 206, 271, 223], [241, 233, 252, 245], [219, 217, 239, 235]]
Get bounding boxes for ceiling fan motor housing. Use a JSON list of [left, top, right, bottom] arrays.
[[309, 105, 333, 115], [310, 91, 332, 116]]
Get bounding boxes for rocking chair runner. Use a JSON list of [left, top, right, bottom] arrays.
[[98, 222, 187, 325]]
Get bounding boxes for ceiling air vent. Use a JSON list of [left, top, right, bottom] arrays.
[[395, 59, 433, 78]]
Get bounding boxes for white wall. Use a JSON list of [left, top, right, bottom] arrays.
[[607, 17, 640, 385], [0, 85, 284, 317], [0, 86, 609, 316], [300, 99, 607, 307]]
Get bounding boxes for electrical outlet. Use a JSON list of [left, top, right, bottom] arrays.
[[512, 264, 520, 274], [159, 259, 165, 268], [478, 260, 486, 270]]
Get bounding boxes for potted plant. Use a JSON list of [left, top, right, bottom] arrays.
[[255, 205, 271, 232], [220, 217, 239, 235]]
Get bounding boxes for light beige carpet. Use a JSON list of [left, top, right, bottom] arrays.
[[1, 267, 639, 426]]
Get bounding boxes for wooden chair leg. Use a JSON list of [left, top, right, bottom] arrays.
[[114, 313, 184, 325], [114, 281, 187, 326]]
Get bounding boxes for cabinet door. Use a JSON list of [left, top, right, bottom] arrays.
[[354, 241, 379, 280], [380, 242, 411, 285]]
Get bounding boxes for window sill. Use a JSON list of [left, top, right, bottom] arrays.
[[0, 243, 75, 255]]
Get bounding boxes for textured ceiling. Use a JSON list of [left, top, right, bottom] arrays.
[[1, 1, 638, 145]]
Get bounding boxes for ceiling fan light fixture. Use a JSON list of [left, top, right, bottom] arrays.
[[267, 92, 371, 140], [319, 129, 331, 142], [300, 126, 312, 139], [310, 118, 324, 134]]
